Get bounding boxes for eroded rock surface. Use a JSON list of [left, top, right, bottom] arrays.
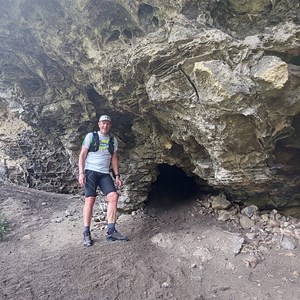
[[0, 0, 299, 211]]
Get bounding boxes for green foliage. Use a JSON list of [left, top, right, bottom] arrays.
[[0, 211, 7, 240]]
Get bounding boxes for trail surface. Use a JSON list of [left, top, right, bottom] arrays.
[[1, 183, 300, 300]]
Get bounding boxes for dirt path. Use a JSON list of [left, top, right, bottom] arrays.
[[0, 183, 300, 300]]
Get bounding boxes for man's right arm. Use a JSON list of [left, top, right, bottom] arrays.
[[78, 146, 89, 187]]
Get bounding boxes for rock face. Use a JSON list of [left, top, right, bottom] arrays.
[[0, 0, 299, 211]]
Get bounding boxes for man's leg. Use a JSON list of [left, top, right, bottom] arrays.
[[83, 196, 96, 229], [82, 196, 96, 247], [106, 192, 118, 225], [82, 170, 98, 246], [106, 191, 127, 241], [99, 174, 127, 241]]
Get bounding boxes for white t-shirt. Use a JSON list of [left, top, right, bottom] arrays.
[[82, 132, 118, 173]]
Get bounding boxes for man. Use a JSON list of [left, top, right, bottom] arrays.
[[78, 115, 127, 247]]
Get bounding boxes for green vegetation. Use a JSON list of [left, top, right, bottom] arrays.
[[0, 211, 7, 240]]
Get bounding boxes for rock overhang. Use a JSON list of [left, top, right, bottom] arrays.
[[0, 0, 299, 211]]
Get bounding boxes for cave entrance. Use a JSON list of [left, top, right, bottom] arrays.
[[146, 164, 210, 210]]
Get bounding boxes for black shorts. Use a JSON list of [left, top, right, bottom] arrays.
[[84, 170, 116, 197]]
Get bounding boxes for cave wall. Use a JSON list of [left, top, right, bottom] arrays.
[[0, 0, 299, 210]]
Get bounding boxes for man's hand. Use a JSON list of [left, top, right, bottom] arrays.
[[79, 173, 86, 187], [115, 176, 122, 189]]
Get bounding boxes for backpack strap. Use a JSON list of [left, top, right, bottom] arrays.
[[88, 131, 100, 153], [108, 135, 115, 156]]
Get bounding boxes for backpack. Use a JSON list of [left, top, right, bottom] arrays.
[[88, 131, 115, 155]]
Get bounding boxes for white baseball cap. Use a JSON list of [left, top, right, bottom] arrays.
[[99, 115, 111, 122]]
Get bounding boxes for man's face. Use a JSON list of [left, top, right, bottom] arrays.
[[99, 121, 111, 134]]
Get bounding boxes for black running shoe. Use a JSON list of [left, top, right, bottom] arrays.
[[106, 230, 128, 241], [83, 234, 93, 247]]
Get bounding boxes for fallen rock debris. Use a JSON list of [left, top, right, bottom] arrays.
[[73, 194, 299, 269]]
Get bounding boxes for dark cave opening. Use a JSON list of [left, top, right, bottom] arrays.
[[146, 164, 212, 210], [273, 113, 300, 176]]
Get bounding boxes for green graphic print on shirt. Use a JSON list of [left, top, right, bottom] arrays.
[[99, 139, 109, 151]]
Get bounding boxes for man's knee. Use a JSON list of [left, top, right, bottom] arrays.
[[85, 196, 96, 208], [107, 192, 118, 203]]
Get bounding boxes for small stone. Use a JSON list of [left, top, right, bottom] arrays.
[[294, 229, 300, 239], [52, 217, 63, 223], [202, 202, 211, 209], [270, 209, 278, 220], [20, 234, 32, 240], [65, 210, 72, 217], [94, 216, 101, 222], [280, 235, 297, 250], [281, 216, 287, 222], [161, 282, 170, 288], [250, 213, 260, 222], [211, 194, 231, 210], [245, 233, 257, 240], [292, 271, 300, 278], [261, 214, 269, 222], [42, 202, 47, 206], [269, 219, 280, 228], [240, 216, 255, 229], [99, 203, 107, 212], [217, 209, 237, 221], [243, 255, 259, 268], [241, 205, 259, 218], [190, 263, 197, 268]]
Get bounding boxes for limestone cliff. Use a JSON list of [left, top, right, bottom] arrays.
[[0, 0, 299, 210]]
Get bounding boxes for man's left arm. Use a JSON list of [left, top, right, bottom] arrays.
[[111, 152, 122, 189]]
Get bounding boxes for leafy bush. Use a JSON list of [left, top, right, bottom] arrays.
[[0, 211, 7, 240]]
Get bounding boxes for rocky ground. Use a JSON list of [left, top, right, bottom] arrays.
[[1, 182, 300, 300]]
